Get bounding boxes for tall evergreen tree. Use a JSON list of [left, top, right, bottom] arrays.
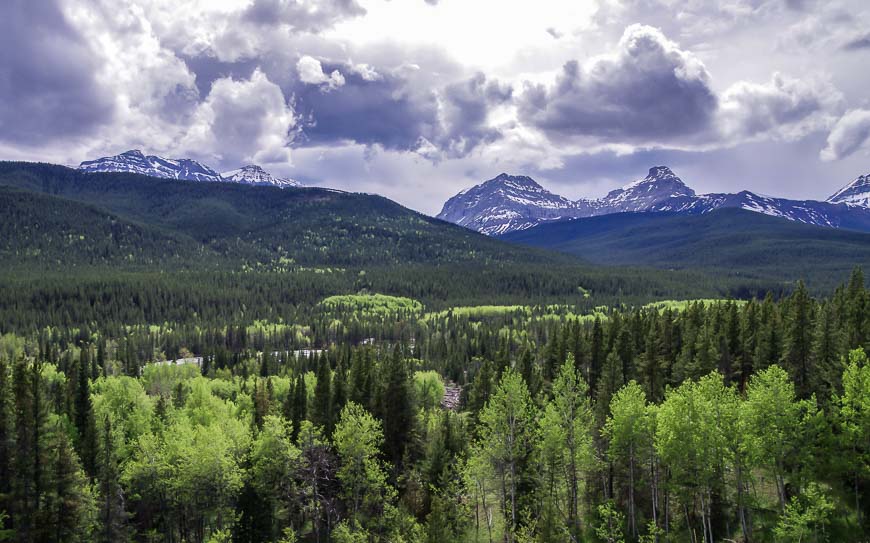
[[313, 355, 333, 434], [379, 345, 413, 470], [74, 356, 96, 477], [783, 281, 814, 398]]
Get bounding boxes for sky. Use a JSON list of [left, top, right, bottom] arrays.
[[1, 0, 869, 215]]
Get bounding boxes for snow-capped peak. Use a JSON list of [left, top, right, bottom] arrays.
[[827, 173, 870, 207], [597, 166, 696, 213], [221, 165, 300, 188], [78, 150, 222, 183], [436, 173, 596, 236]]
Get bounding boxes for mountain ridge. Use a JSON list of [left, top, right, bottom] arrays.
[[78, 150, 301, 189], [438, 166, 870, 234]]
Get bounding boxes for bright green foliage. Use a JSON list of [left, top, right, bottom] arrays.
[[539, 357, 595, 539], [595, 501, 626, 543], [473, 369, 537, 542], [774, 482, 835, 543], [249, 416, 301, 537], [604, 380, 654, 540], [837, 349, 870, 525], [333, 402, 392, 534], [741, 365, 806, 512], [413, 370, 445, 412]]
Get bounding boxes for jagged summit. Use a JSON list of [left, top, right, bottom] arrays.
[[221, 164, 300, 188], [827, 173, 870, 207], [438, 173, 594, 236], [78, 149, 222, 183], [439, 166, 870, 235], [77, 151, 301, 189], [597, 166, 696, 213]]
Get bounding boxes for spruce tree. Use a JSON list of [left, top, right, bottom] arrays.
[[782, 281, 814, 398], [380, 345, 413, 470], [313, 355, 333, 434], [74, 356, 96, 478]]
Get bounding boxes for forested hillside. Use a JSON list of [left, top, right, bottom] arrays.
[[501, 208, 870, 293], [0, 270, 868, 542], [0, 161, 785, 319]]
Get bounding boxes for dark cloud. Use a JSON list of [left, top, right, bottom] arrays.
[[181, 55, 260, 98], [0, 0, 113, 144], [243, 0, 365, 32], [290, 62, 508, 156], [843, 33, 870, 50], [292, 64, 440, 151], [518, 25, 717, 144], [439, 73, 512, 156]]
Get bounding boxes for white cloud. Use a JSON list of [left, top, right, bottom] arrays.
[[181, 69, 297, 167], [297, 55, 346, 89], [821, 109, 870, 161], [717, 73, 842, 144]]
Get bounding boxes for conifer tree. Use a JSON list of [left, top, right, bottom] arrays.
[[379, 345, 413, 470], [313, 355, 333, 434], [74, 355, 96, 477], [783, 281, 814, 398]]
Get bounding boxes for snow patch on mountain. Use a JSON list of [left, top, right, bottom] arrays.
[[437, 173, 595, 236], [78, 150, 222, 182], [827, 173, 870, 207], [440, 167, 870, 235], [221, 165, 300, 188], [596, 166, 696, 214]]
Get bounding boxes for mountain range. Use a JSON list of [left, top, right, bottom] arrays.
[[438, 167, 870, 234], [77, 149, 300, 188], [2, 159, 868, 294]]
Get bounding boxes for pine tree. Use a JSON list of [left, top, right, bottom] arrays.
[[313, 356, 333, 434], [517, 347, 538, 399], [596, 350, 624, 423], [467, 358, 494, 416], [11, 359, 45, 541], [74, 356, 96, 477], [379, 345, 413, 470], [590, 317, 605, 393], [42, 420, 96, 542], [332, 360, 348, 422], [783, 281, 814, 398], [285, 373, 307, 442], [845, 267, 867, 349], [0, 358, 10, 518], [811, 302, 844, 399]]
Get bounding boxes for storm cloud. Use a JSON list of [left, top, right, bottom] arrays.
[[518, 25, 717, 145], [0, 0, 113, 144], [0, 0, 867, 210]]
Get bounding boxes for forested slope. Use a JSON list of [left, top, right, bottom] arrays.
[[501, 208, 870, 292]]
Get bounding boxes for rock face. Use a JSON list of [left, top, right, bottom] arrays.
[[221, 165, 300, 188], [596, 166, 696, 214], [436, 173, 595, 236], [827, 173, 870, 207], [78, 150, 222, 182], [439, 167, 870, 235]]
